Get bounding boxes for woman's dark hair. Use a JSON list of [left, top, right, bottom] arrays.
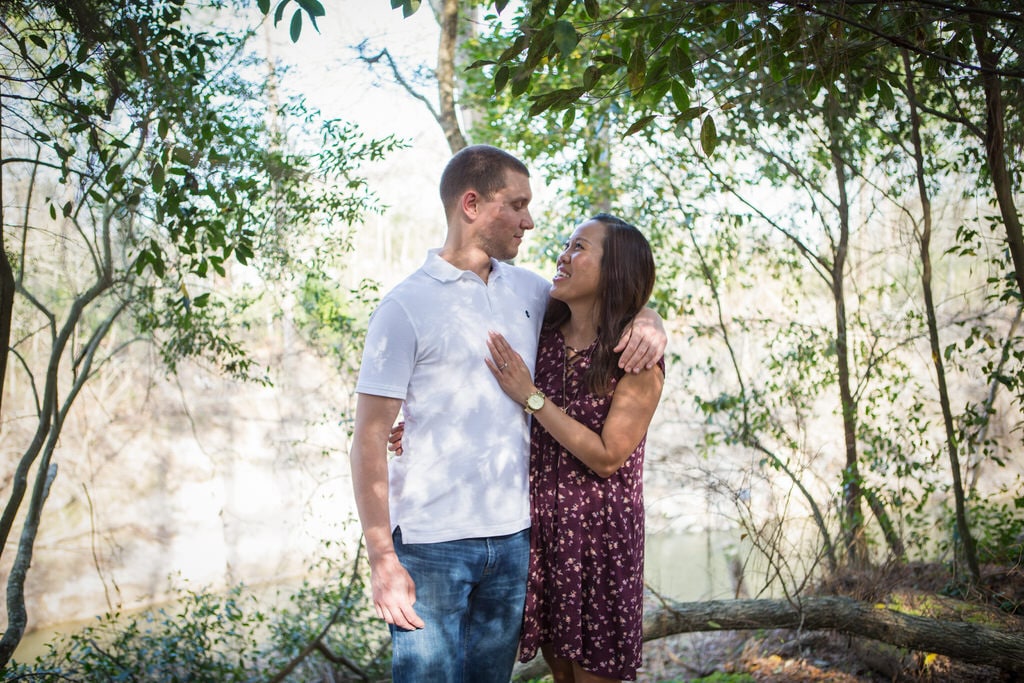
[[439, 145, 530, 217], [544, 213, 656, 395]]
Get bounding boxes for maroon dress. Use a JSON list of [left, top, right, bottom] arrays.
[[518, 327, 661, 680]]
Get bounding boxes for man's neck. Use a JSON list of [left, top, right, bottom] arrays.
[[438, 244, 493, 283]]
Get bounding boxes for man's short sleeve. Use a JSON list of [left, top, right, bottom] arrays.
[[355, 297, 416, 400]]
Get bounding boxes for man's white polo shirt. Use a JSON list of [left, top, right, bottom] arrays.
[[356, 250, 549, 544]]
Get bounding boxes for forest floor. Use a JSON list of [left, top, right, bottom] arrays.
[[635, 561, 1024, 683]]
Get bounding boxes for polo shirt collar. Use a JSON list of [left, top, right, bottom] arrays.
[[423, 248, 508, 283]]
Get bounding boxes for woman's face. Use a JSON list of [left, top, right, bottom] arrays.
[[550, 219, 607, 305]]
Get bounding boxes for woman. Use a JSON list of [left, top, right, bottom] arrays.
[[485, 213, 664, 683]]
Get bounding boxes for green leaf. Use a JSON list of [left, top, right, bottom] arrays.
[[877, 80, 895, 109], [152, 164, 165, 193], [273, 0, 289, 25], [296, 0, 325, 17], [494, 64, 510, 93], [523, 23, 555, 70], [627, 37, 646, 93], [236, 243, 255, 264], [49, 203, 57, 220], [290, 9, 302, 42], [390, 0, 420, 17], [583, 65, 601, 91], [700, 115, 717, 155], [594, 53, 626, 67], [511, 67, 532, 96], [670, 81, 690, 112], [257, 0, 270, 14], [104, 162, 121, 184], [562, 106, 576, 128], [29, 34, 46, 50], [193, 293, 211, 308], [673, 105, 707, 122], [498, 34, 529, 63], [725, 20, 739, 43], [583, 0, 600, 20], [171, 147, 193, 165], [623, 114, 657, 137], [45, 63, 70, 82], [552, 20, 578, 57], [62, 201, 73, 217], [554, 0, 572, 17], [528, 87, 584, 116]]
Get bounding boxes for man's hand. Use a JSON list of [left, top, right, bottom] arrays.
[[388, 421, 405, 455], [615, 307, 667, 373], [349, 394, 421, 628], [369, 551, 425, 631]]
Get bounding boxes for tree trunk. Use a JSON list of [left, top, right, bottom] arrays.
[[0, 230, 11, 425], [970, 9, 1024, 306], [434, 0, 467, 153], [0, 103, 11, 423], [825, 91, 865, 566], [903, 49, 981, 582]]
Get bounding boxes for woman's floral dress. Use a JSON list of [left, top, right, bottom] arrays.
[[517, 326, 662, 680]]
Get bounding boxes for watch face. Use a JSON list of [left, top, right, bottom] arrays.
[[528, 393, 544, 410]]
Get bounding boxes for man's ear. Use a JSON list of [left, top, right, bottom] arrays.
[[461, 190, 481, 220]]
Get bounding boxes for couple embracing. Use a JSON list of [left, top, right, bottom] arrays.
[[350, 145, 666, 683]]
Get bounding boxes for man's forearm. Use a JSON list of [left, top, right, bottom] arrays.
[[351, 447, 395, 563], [349, 394, 404, 564]]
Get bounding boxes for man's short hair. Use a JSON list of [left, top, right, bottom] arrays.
[[440, 145, 530, 216]]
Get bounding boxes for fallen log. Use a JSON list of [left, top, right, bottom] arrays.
[[646, 596, 1024, 672], [512, 596, 1024, 680]]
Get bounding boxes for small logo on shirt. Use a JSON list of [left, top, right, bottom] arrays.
[[525, 310, 530, 318]]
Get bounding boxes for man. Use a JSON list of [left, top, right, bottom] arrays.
[[350, 145, 665, 682]]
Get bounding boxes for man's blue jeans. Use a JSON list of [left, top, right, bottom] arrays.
[[390, 527, 530, 683]]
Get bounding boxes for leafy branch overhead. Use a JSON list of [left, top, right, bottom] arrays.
[[259, 0, 326, 42], [383, 0, 1023, 160]]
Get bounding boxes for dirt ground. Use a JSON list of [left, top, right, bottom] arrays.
[[634, 561, 1024, 683]]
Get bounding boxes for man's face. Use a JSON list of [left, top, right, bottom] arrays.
[[475, 171, 534, 261]]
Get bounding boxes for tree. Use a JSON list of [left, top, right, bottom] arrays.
[[0, 0, 397, 665]]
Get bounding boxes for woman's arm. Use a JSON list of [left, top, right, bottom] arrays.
[[486, 332, 664, 478]]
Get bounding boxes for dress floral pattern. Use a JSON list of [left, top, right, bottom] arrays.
[[518, 326, 662, 680]]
